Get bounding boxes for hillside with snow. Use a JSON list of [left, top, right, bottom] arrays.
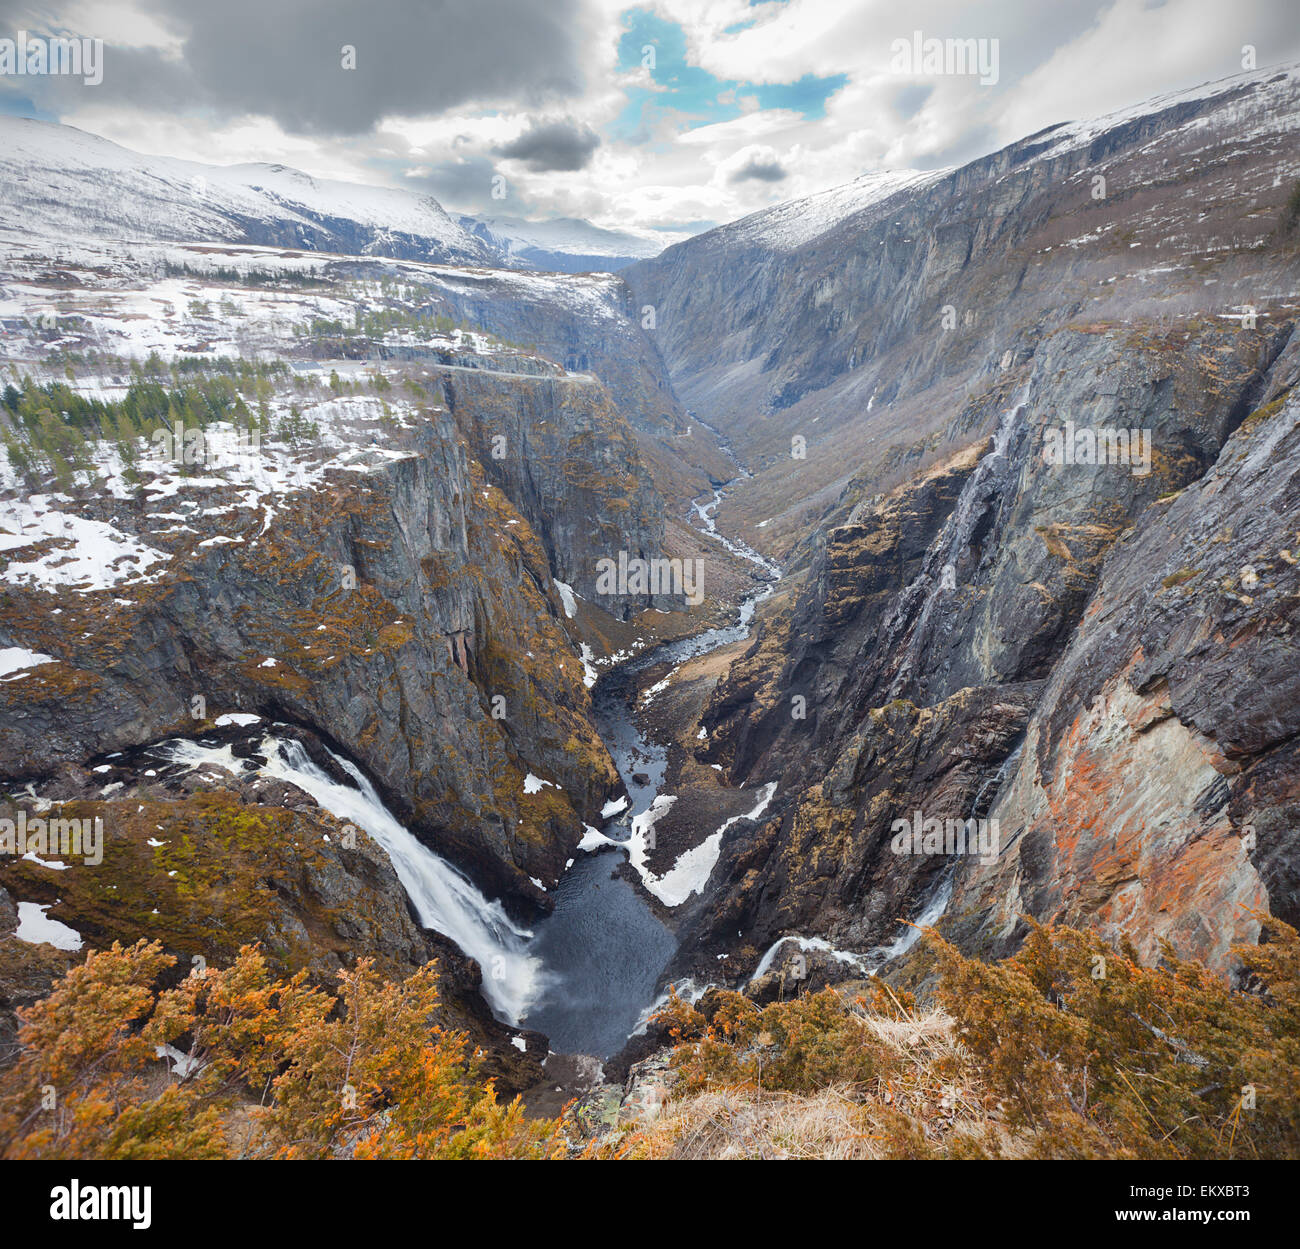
[[457, 214, 684, 273], [0, 117, 690, 276], [709, 168, 948, 254], [0, 116, 495, 266]]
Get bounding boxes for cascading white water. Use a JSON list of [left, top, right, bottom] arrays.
[[158, 734, 544, 1024], [936, 382, 1028, 570], [868, 868, 957, 966], [971, 738, 1025, 815], [629, 976, 709, 1037], [743, 866, 961, 984], [748, 934, 872, 984], [885, 382, 1032, 698]]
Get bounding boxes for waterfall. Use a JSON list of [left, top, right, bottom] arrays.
[[741, 865, 960, 986], [884, 383, 1032, 698], [867, 868, 957, 966], [157, 733, 544, 1024], [629, 976, 710, 1037], [971, 738, 1025, 816]]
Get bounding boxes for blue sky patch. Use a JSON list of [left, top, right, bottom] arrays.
[[613, 8, 845, 146]]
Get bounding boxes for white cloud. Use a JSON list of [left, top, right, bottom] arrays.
[[995, 0, 1290, 146], [13, 0, 1300, 235]]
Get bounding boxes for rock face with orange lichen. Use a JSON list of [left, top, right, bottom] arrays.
[[674, 317, 1300, 983], [948, 379, 1300, 968]]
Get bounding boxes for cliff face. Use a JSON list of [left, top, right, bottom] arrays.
[[340, 258, 737, 504], [647, 66, 1300, 981], [950, 377, 1300, 969], [383, 266, 684, 438], [431, 366, 669, 611], [685, 321, 1299, 976], [627, 65, 1300, 554], [0, 408, 615, 905]]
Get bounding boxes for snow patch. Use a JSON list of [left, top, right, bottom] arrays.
[[15, 901, 82, 951], [214, 712, 263, 727], [553, 579, 579, 619], [0, 646, 56, 678]]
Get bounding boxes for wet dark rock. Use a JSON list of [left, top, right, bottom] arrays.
[[645, 70, 1300, 980]]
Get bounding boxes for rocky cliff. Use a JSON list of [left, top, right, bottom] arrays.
[[627, 64, 1300, 555], [0, 225, 718, 927], [638, 65, 1300, 987], [0, 404, 614, 906]]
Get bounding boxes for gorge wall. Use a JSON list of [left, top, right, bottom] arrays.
[[627, 64, 1300, 986]]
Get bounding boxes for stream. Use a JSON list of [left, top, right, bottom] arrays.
[[519, 473, 781, 1057], [140, 464, 781, 1060]]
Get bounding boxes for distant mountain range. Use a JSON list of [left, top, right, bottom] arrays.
[[456, 213, 688, 274], [0, 116, 690, 273]]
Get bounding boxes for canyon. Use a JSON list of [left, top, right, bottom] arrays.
[[1, 61, 1298, 1133]]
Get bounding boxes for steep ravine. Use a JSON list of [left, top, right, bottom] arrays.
[[1, 461, 786, 1073], [520, 452, 783, 1060]]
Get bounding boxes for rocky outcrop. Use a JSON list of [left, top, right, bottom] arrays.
[[429, 366, 670, 612], [0, 410, 620, 909], [697, 682, 1039, 971], [948, 378, 1300, 968]]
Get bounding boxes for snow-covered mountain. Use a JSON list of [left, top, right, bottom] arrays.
[[0, 116, 495, 265], [0, 116, 690, 275], [707, 168, 948, 254], [456, 214, 684, 273]]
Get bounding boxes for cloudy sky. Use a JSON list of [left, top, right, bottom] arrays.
[[2, 0, 1297, 241]]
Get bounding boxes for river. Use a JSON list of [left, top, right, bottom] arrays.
[[139, 465, 780, 1060], [519, 473, 780, 1057]]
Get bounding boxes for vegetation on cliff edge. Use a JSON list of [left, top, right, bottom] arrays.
[[5, 918, 1296, 1160]]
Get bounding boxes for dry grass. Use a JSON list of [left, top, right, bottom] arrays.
[[607, 1000, 1025, 1160], [629, 1086, 894, 1160]]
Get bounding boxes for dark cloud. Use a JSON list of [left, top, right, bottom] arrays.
[[495, 117, 600, 171], [402, 153, 506, 214], [30, 0, 591, 136], [727, 154, 786, 184]]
